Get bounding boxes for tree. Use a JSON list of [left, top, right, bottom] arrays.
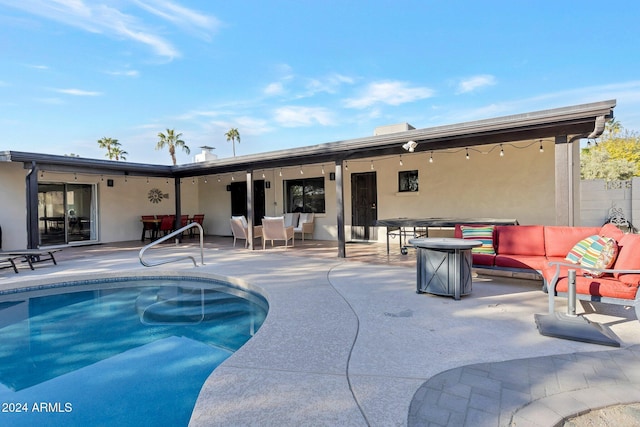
[[581, 146, 636, 181], [156, 129, 190, 165], [110, 145, 128, 161], [97, 137, 118, 159], [225, 128, 240, 157]]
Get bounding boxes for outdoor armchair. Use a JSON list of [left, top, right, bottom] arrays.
[[293, 212, 315, 241], [261, 216, 294, 249], [230, 216, 263, 248]]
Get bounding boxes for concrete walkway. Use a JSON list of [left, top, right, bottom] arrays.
[[1, 240, 639, 426]]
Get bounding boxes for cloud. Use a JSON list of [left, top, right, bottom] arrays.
[[305, 73, 355, 95], [273, 106, 335, 127], [106, 69, 140, 77], [0, 0, 220, 60], [456, 75, 497, 94], [344, 81, 434, 108], [53, 88, 102, 96], [264, 82, 285, 96]]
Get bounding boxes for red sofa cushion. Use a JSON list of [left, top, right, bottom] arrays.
[[495, 225, 545, 256], [613, 233, 640, 281], [494, 254, 548, 271], [543, 226, 600, 257], [471, 253, 496, 266], [554, 275, 639, 300], [600, 223, 625, 242]]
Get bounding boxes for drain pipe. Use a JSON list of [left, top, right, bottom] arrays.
[[567, 269, 577, 316]]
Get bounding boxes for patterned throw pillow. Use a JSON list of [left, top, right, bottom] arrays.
[[579, 236, 619, 278], [461, 225, 495, 255], [565, 235, 599, 264]]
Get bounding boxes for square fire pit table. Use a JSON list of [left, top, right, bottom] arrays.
[[409, 237, 482, 300]]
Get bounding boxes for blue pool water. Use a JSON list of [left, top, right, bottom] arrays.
[[0, 277, 268, 426]]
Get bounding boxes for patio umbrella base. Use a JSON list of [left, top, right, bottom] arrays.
[[534, 312, 620, 347]]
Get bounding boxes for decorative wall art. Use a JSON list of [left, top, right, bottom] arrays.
[[147, 188, 169, 203]]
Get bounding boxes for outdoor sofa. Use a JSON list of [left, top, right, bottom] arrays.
[[455, 223, 640, 317]]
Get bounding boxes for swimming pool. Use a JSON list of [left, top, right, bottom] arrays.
[[0, 276, 268, 427]]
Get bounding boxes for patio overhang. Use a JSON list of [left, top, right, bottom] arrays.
[[0, 99, 616, 178]]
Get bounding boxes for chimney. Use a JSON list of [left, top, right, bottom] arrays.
[[194, 146, 218, 163]]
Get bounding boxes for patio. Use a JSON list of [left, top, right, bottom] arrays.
[[1, 237, 639, 426]]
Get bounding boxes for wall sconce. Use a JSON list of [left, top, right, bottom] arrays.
[[402, 140, 418, 152]]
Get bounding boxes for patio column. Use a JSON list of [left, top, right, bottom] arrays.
[[554, 135, 580, 226], [26, 161, 39, 249], [335, 160, 346, 258], [174, 177, 182, 242], [246, 170, 255, 250]]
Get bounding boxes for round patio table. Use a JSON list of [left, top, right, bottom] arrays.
[[409, 237, 483, 300]]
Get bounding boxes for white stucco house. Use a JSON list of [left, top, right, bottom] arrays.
[[0, 100, 616, 256]]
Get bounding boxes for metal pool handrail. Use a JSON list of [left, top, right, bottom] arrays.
[[139, 222, 205, 267]]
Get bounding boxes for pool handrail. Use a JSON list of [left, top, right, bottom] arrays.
[[139, 222, 204, 268]]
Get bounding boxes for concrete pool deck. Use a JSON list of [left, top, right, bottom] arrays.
[[1, 238, 639, 426]]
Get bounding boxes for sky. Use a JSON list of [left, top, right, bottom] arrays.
[[2, 1, 640, 166]]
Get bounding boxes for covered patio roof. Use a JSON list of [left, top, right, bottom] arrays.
[[1, 99, 616, 178]]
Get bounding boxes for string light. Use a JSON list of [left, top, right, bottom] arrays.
[[370, 160, 374, 170], [217, 176, 221, 182], [40, 171, 44, 178], [500, 144, 504, 157], [231, 175, 235, 181], [101, 175, 104, 181], [192, 177, 195, 184], [399, 155, 403, 166], [321, 165, 325, 175], [279, 168, 282, 177], [74, 173, 77, 181], [345, 161, 348, 170], [146, 177, 149, 184], [429, 152, 433, 163], [204, 176, 208, 183], [465, 149, 470, 160], [299, 166, 304, 175], [539, 140, 544, 153], [262, 171, 266, 179]]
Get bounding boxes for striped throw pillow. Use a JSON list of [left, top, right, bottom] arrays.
[[461, 225, 495, 255], [580, 236, 619, 278], [565, 235, 598, 264]]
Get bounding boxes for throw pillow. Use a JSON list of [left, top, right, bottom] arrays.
[[565, 235, 598, 264], [461, 225, 495, 255], [580, 236, 619, 278]]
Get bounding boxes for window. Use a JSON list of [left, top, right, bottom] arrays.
[[284, 177, 325, 213], [398, 170, 419, 192]]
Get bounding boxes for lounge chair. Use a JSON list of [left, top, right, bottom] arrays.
[[230, 216, 263, 248], [0, 249, 61, 270], [0, 256, 19, 273], [261, 216, 294, 249]]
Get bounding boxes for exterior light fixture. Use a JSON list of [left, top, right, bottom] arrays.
[[345, 161, 348, 170], [429, 152, 433, 163], [321, 165, 325, 175], [279, 168, 283, 177], [539, 140, 544, 153], [231, 175, 235, 181], [204, 176, 208, 183], [300, 166, 304, 175], [399, 155, 403, 166], [402, 140, 417, 152], [370, 160, 374, 170], [500, 144, 504, 157], [465, 149, 470, 160]]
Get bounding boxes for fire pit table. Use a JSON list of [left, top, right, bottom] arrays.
[[409, 237, 482, 300]]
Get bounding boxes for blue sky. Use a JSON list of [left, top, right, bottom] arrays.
[[2, 1, 640, 165]]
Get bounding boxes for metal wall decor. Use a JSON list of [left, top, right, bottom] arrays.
[[147, 188, 169, 203]]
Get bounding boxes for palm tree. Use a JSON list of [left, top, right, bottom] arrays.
[[97, 137, 118, 159], [225, 128, 240, 157], [111, 145, 128, 161], [156, 129, 190, 165]]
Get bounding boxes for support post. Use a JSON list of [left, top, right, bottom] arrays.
[[567, 269, 577, 316], [246, 170, 255, 250], [335, 160, 346, 258]]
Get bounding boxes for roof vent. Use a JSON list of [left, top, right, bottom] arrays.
[[373, 123, 415, 136]]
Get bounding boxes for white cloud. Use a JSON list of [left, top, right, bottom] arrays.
[[344, 81, 434, 109], [305, 73, 355, 95], [274, 106, 335, 127], [53, 88, 102, 96], [456, 75, 497, 94], [0, 0, 220, 60], [106, 69, 140, 77], [264, 82, 285, 96]]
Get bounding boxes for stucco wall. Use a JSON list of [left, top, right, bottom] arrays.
[[0, 162, 28, 249], [580, 178, 638, 228]]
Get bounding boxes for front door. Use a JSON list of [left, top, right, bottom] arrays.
[[230, 180, 266, 225], [351, 172, 377, 241]]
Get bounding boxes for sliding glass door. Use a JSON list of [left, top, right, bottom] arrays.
[[38, 183, 97, 246]]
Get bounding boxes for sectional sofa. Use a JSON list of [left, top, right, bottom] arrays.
[[454, 223, 640, 317]]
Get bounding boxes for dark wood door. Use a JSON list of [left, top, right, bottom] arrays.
[[351, 172, 377, 240], [230, 180, 266, 225]]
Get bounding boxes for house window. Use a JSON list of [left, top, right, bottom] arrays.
[[398, 170, 419, 192], [284, 177, 325, 213]]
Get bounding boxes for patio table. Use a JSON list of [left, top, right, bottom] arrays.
[[409, 237, 482, 300]]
